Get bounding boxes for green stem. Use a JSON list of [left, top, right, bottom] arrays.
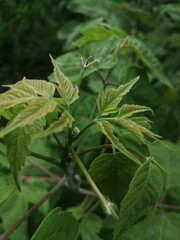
[[68, 145, 111, 215], [73, 119, 97, 140], [79, 144, 112, 155], [30, 151, 61, 166]]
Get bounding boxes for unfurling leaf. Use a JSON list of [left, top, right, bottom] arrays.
[[113, 161, 163, 239], [4, 127, 31, 190], [97, 76, 139, 116], [98, 120, 141, 164], [50, 55, 79, 105], [35, 110, 74, 138], [0, 97, 57, 138]]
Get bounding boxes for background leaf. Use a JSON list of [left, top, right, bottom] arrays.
[[114, 161, 163, 239], [128, 37, 173, 88], [31, 207, 78, 240], [0, 173, 14, 203], [89, 153, 138, 206]]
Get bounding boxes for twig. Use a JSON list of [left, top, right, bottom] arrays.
[[0, 176, 67, 240], [30, 151, 61, 166], [158, 203, 180, 210], [27, 157, 60, 178]]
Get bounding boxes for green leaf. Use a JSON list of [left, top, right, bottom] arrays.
[[0, 173, 14, 203], [97, 76, 139, 116], [98, 120, 141, 165], [111, 2, 155, 27], [128, 37, 173, 88], [113, 161, 163, 239], [150, 141, 180, 189], [4, 127, 31, 189], [118, 104, 153, 118], [76, 25, 113, 47], [50, 56, 79, 105], [0, 97, 57, 138], [122, 212, 180, 240], [79, 214, 103, 240], [31, 207, 79, 240], [35, 111, 74, 138], [89, 153, 138, 206]]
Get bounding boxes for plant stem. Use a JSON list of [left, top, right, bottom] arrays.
[[68, 145, 111, 215], [0, 176, 66, 240], [30, 151, 61, 166], [73, 119, 97, 140], [27, 157, 60, 178]]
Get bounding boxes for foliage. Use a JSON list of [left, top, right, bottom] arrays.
[[0, 0, 180, 240]]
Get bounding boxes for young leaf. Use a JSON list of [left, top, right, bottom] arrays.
[[4, 127, 31, 189], [31, 208, 79, 240], [20, 78, 56, 97], [97, 76, 139, 116], [118, 104, 153, 119], [35, 110, 74, 138], [0, 173, 14, 203], [98, 120, 141, 164], [0, 97, 57, 138], [113, 161, 163, 239], [50, 55, 79, 105], [89, 153, 138, 206], [0, 85, 36, 110], [128, 37, 173, 88]]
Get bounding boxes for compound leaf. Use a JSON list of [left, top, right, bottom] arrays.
[[98, 120, 141, 165], [113, 161, 163, 239], [97, 76, 139, 116]]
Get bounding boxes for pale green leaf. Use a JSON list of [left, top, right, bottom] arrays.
[[119, 104, 153, 118], [35, 110, 74, 138], [89, 153, 138, 205], [98, 120, 141, 164], [0, 97, 57, 138], [4, 127, 31, 189], [128, 37, 173, 88], [20, 78, 55, 97], [0, 173, 14, 203], [113, 161, 163, 239], [0, 86, 35, 110], [118, 118, 161, 143], [97, 76, 139, 116], [50, 56, 79, 105], [31, 207, 78, 240]]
